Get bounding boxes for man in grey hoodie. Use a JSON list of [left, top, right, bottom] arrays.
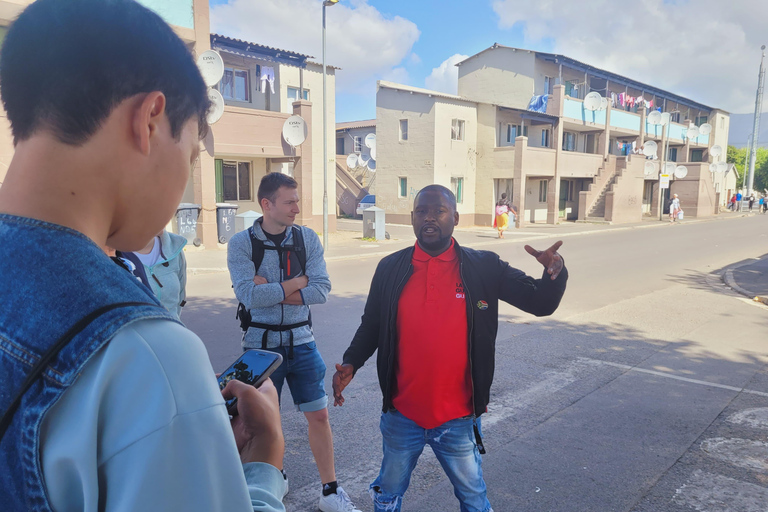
[[228, 173, 360, 512]]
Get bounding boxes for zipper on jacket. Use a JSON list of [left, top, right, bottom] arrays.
[[385, 262, 413, 410], [459, 255, 485, 454]]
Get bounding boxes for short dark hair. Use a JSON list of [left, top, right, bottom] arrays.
[[501, 192, 507, 199], [0, 0, 210, 146], [414, 184, 457, 211], [258, 172, 298, 205]]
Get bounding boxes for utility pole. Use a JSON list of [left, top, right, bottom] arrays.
[[747, 45, 766, 197]]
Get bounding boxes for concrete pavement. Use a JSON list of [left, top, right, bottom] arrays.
[[723, 255, 768, 305]]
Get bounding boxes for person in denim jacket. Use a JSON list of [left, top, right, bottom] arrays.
[[0, 1, 285, 511]]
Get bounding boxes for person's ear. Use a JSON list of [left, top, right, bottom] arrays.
[[454, 211, 460, 226], [132, 92, 167, 156]]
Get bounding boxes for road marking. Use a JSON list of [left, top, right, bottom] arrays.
[[700, 437, 768, 472], [728, 408, 768, 429], [580, 357, 768, 398], [672, 470, 768, 511]]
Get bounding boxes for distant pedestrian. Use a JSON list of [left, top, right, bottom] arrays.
[[494, 193, 516, 238], [763, 196, 768, 214], [749, 195, 755, 212], [669, 194, 681, 223], [760, 196, 765, 214], [729, 194, 737, 210]]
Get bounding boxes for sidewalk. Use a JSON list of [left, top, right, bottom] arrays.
[[722, 255, 768, 305], [184, 213, 743, 273]]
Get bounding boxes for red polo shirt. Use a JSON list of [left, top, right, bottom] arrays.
[[392, 240, 473, 429]]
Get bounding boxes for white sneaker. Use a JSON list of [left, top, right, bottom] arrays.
[[318, 486, 361, 512], [281, 470, 289, 499]]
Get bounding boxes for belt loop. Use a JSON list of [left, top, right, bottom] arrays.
[[473, 418, 486, 455]]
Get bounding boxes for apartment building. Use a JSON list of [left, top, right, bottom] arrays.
[[0, 0, 337, 247], [376, 44, 730, 226]]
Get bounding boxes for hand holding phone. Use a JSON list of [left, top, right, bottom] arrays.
[[217, 349, 283, 416]]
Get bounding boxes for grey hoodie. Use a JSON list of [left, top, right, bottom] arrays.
[[227, 220, 331, 349]]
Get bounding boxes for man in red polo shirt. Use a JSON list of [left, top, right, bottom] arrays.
[[332, 185, 567, 512]]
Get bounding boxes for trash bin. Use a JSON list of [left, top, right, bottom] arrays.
[[235, 210, 263, 233], [175, 203, 201, 246], [216, 203, 239, 244], [362, 206, 385, 241]]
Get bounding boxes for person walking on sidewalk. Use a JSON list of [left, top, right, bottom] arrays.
[[493, 193, 513, 238], [228, 173, 361, 512], [332, 185, 568, 512], [759, 196, 765, 214], [749, 194, 755, 212], [670, 194, 681, 223], [0, 1, 286, 510], [729, 194, 737, 210]]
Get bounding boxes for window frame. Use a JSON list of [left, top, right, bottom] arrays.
[[451, 119, 465, 141], [541, 129, 551, 148], [221, 159, 252, 202], [399, 119, 408, 141], [220, 66, 251, 102], [538, 180, 548, 203], [562, 131, 576, 152], [353, 136, 362, 153], [451, 177, 464, 204], [398, 177, 408, 199], [287, 86, 310, 103]]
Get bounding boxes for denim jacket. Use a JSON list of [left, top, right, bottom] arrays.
[[0, 215, 178, 511]]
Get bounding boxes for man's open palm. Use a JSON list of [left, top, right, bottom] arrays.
[[524, 240, 564, 280]]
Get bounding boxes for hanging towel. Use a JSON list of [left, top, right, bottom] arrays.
[[260, 66, 275, 94]]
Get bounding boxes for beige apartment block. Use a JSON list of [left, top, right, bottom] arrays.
[[335, 120, 376, 217], [374, 44, 730, 227], [0, 0, 337, 248]]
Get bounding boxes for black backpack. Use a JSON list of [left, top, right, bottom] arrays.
[[235, 225, 310, 358]]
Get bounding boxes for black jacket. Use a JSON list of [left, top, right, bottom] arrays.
[[343, 240, 568, 418]]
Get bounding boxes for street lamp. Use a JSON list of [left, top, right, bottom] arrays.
[[322, 0, 339, 251], [747, 45, 766, 198]]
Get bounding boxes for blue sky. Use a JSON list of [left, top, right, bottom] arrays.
[[209, 0, 767, 122]]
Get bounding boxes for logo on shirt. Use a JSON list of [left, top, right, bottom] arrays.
[[455, 282, 465, 299], [476, 300, 488, 310]]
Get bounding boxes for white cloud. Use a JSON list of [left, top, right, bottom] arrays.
[[210, 0, 420, 95], [492, 0, 768, 113], [425, 54, 469, 95]]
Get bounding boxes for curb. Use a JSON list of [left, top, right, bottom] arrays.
[[721, 259, 768, 305]]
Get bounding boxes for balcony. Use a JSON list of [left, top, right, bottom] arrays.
[[559, 151, 602, 178], [212, 106, 293, 158]]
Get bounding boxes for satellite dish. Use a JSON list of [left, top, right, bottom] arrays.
[[600, 97, 608, 110], [660, 112, 671, 126], [206, 88, 225, 124], [346, 153, 359, 169], [647, 111, 662, 125], [197, 50, 225, 87], [282, 115, 308, 147], [686, 125, 700, 139], [583, 92, 602, 111], [699, 123, 712, 135], [367, 159, 376, 172], [364, 133, 376, 149], [358, 156, 369, 168], [709, 163, 718, 172], [710, 145, 723, 157], [370, 145, 377, 160], [674, 165, 688, 179], [664, 162, 676, 174], [644, 161, 656, 176], [717, 161, 728, 173], [643, 140, 658, 157]]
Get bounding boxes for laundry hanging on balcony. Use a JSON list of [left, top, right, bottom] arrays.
[[260, 66, 275, 94], [528, 94, 548, 113]]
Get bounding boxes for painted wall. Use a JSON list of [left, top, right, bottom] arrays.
[[137, 0, 194, 29], [563, 98, 606, 125], [476, 104, 513, 225], [457, 47, 536, 109], [375, 86, 437, 221]]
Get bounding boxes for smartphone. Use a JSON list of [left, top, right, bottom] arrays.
[[217, 349, 283, 416]]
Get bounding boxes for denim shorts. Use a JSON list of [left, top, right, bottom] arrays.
[[261, 341, 328, 412]]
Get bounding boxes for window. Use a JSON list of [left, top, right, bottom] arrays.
[[694, 115, 708, 127], [451, 119, 465, 141], [691, 149, 704, 162], [541, 129, 551, 148], [667, 147, 678, 162], [220, 67, 250, 102], [538, 180, 548, 203], [670, 112, 681, 123], [336, 137, 345, 155], [544, 76, 553, 95], [565, 81, 578, 98], [720, 118, 725, 129], [353, 136, 362, 153], [398, 177, 408, 198], [562, 132, 576, 152], [220, 161, 251, 202], [399, 119, 408, 141], [451, 177, 464, 204], [507, 124, 526, 143], [287, 87, 310, 103]]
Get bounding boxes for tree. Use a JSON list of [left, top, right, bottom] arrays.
[[727, 145, 768, 192]]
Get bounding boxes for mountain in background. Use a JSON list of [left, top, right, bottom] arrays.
[[728, 113, 768, 148]]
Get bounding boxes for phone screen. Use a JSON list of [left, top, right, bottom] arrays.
[[217, 349, 283, 415]]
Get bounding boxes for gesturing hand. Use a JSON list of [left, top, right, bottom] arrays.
[[332, 363, 354, 406], [524, 240, 564, 280]]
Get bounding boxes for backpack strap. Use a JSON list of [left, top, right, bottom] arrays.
[[0, 301, 162, 442]]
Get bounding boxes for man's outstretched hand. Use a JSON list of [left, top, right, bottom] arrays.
[[524, 240, 564, 280], [332, 363, 354, 406]]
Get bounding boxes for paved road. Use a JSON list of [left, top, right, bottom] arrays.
[[184, 214, 768, 512]]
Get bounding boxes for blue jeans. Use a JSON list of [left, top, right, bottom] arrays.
[[370, 410, 492, 512], [262, 341, 328, 412]]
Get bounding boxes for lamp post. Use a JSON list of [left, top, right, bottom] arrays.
[[321, 0, 339, 251], [747, 45, 766, 197]]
